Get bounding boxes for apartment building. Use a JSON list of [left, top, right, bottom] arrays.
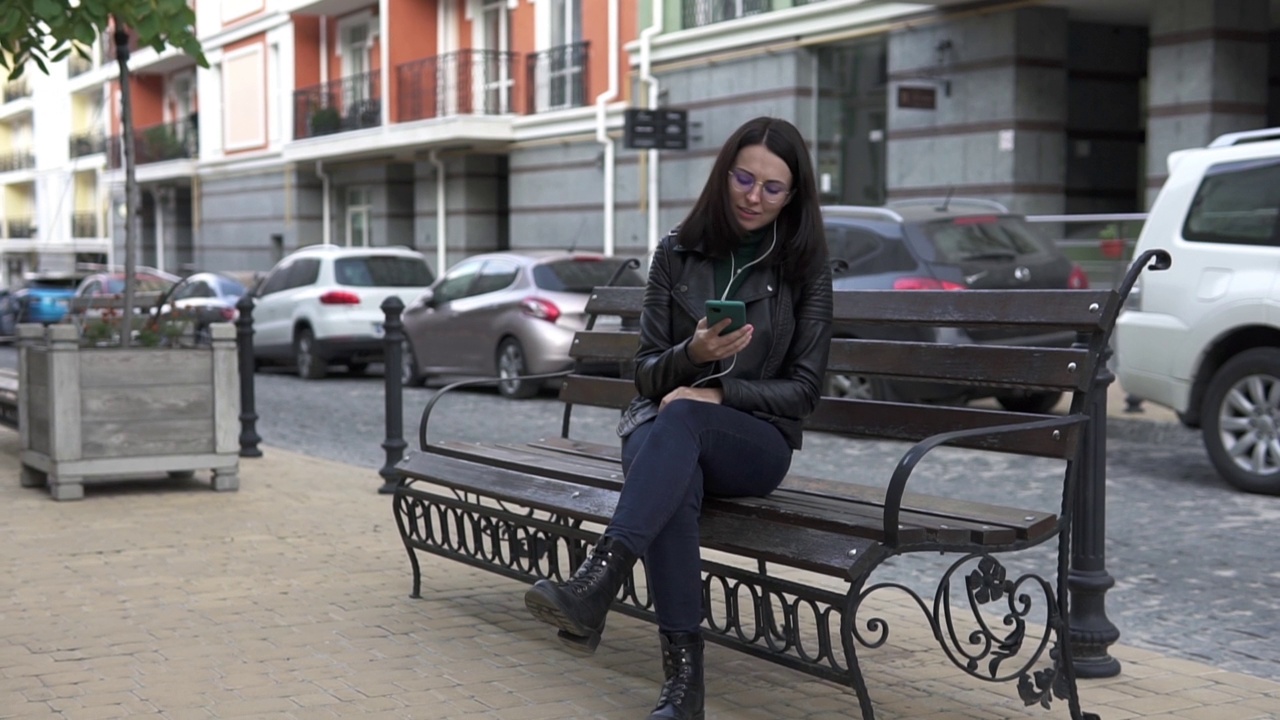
[[2, 0, 1276, 284]]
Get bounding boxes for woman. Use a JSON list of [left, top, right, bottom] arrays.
[[524, 116, 832, 720]]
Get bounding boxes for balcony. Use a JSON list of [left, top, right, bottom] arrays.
[[2, 78, 32, 104], [5, 216, 35, 239], [70, 132, 107, 158], [72, 212, 99, 238], [526, 42, 589, 114], [0, 150, 34, 173], [294, 71, 382, 140], [68, 54, 94, 77], [107, 114, 199, 169], [397, 50, 519, 122], [682, 0, 772, 28]]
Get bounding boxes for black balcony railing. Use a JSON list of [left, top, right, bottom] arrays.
[[72, 212, 99, 238], [397, 50, 520, 122], [526, 42, 589, 114], [6, 217, 35, 239], [682, 0, 771, 28], [0, 150, 34, 173], [294, 71, 382, 140], [2, 78, 32, 104], [107, 114, 199, 169], [70, 132, 106, 158]]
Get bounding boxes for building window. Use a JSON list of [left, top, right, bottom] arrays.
[[346, 187, 372, 247]]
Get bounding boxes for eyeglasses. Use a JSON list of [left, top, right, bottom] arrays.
[[728, 168, 790, 205]]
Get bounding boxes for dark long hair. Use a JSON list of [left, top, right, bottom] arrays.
[[677, 116, 826, 282]]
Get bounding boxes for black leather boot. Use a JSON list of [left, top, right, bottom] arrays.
[[523, 535, 638, 653], [646, 631, 705, 720]]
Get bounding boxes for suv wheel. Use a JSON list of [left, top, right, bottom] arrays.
[[825, 372, 897, 402], [295, 328, 327, 380], [1201, 348, 1280, 495], [401, 338, 424, 387], [497, 338, 538, 399], [996, 391, 1063, 414]]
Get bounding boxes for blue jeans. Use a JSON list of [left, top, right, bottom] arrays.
[[606, 399, 792, 634]]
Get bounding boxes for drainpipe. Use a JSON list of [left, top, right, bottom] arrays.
[[316, 161, 331, 246], [596, 0, 619, 256], [430, 149, 446, 275], [379, 0, 389, 127], [639, 0, 662, 254]]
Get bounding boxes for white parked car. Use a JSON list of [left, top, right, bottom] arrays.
[[251, 244, 434, 379], [1115, 127, 1280, 494]]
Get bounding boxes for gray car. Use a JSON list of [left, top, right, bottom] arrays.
[[401, 251, 644, 398]]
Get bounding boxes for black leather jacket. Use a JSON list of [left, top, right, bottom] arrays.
[[616, 230, 833, 449]]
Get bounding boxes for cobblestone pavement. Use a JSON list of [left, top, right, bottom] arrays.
[[245, 367, 1280, 684]]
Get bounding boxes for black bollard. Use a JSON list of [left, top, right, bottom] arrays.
[[378, 296, 407, 494], [1068, 343, 1121, 677], [235, 295, 263, 458]]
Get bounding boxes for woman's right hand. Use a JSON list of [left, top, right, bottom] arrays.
[[687, 317, 752, 365]]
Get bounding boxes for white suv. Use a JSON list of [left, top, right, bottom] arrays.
[[251, 244, 434, 379], [1115, 128, 1280, 495]]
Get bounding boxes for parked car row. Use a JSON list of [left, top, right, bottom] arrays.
[[239, 198, 1088, 414]]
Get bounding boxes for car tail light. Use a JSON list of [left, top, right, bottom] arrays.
[[521, 297, 561, 322], [220, 307, 237, 321], [1067, 263, 1090, 289], [892, 277, 966, 291], [319, 290, 361, 305]]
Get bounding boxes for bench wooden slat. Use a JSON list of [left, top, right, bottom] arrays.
[[424, 441, 1045, 546], [827, 340, 1095, 391], [397, 451, 878, 576], [571, 331, 638, 362], [807, 399, 1085, 459], [525, 437, 1055, 542], [585, 287, 645, 319], [558, 375, 636, 409], [831, 289, 1117, 329]]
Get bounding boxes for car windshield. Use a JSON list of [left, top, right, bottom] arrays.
[[335, 256, 434, 287], [213, 276, 247, 296], [919, 216, 1055, 263], [532, 257, 645, 292]]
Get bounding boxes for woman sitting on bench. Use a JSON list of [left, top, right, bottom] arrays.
[[523, 116, 832, 720]]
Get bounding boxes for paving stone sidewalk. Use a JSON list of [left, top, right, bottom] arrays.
[[1, 428, 1277, 720]]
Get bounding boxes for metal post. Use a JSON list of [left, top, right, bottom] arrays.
[[378, 296, 406, 494], [1068, 344, 1121, 677], [235, 295, 262, 458]]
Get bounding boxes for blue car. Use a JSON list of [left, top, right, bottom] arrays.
[[14, 276, 80, 325]]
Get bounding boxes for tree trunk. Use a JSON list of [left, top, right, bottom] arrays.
[[114, 20, 138, 348]]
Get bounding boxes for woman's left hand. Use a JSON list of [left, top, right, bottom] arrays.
[[660, 386, 724, 410]]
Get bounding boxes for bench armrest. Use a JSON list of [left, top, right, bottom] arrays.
[[881, 414, 1088, 546], [416, 370, 574, 451]]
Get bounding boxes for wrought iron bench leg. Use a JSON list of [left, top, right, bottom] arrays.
[[841, 578, 878, 720]]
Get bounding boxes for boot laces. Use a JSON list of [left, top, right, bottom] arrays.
[[658, 653, 696, 705], [567, 547, 613, 595]]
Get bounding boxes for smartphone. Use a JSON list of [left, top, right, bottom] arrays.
[[705, 300, 747, 335]]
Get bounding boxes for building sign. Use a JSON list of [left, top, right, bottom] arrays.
[[896, 85, 937, 110], [624, 109, 689, 150]]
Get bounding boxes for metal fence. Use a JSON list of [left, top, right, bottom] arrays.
[[107, 115, 199, 169], [294, 71, 382, 140], [398, 50, 520, 122], [526, 42, 590, 114]]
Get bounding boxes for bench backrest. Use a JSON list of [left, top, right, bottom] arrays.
[[561, 252, 1167, 463]]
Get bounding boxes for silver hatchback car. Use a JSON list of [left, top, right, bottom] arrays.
[[400, 251, 645, 398]]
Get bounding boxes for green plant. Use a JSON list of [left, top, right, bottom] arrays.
[[309, 107, 342, 135]]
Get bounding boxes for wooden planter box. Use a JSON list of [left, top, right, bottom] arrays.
[[16, 323, 240, 501]]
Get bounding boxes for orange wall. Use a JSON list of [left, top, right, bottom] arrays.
[[511, 0, 534, 113], [294, 16, 322, 90], [583, 0, 637, 105], [388, 0, 437, 122]]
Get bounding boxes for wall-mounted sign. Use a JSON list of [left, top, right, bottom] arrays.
[[624, 109, 689, 150], [896, 85, 937, 110]]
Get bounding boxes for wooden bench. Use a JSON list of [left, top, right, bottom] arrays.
[[391, 249, 1170, 720]]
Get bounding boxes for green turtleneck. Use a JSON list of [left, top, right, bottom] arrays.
[[714, 227, 768, 300]]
